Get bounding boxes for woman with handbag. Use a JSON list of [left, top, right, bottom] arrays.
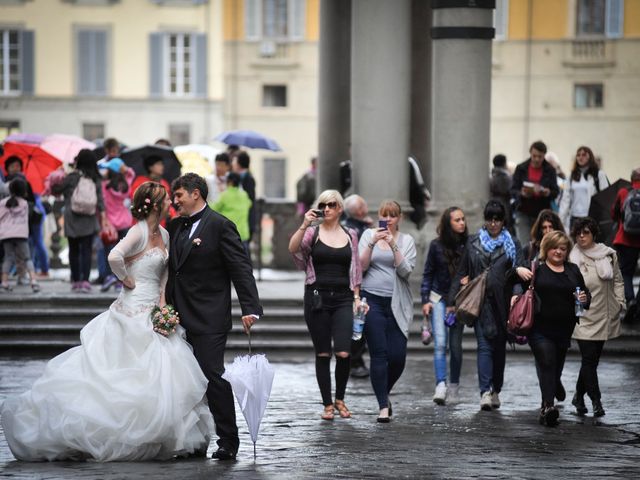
[[522, 230, 590, 426], [421, 206, 468, 405], [569, 217, 624, 418], [289, 190, 364, 421], [449, 200, 529, 411], [359, 200, 416, 423]]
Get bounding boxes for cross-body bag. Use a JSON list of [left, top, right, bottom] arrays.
[[507, 261, 537, 336]]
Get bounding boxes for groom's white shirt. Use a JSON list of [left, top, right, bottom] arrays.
[[188, 204, 208, 238]]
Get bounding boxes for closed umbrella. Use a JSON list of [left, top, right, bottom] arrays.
[[222, 338, 275, 459], [40, 134, 96, 165], [588, 178, 632, 245], [214, 129, 281, 152], [120, 144, 182, 183], [0, 142, 62, 194]]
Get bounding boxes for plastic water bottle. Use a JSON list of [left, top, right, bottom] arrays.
[[352, 298, 367, 341], [575, 287, 585, 317]]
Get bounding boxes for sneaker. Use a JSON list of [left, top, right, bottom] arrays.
[[446, 384, 460, 404], [81, 281, 92, 293], [101, 274, 118, 292], [350, 365, 370, 378], [71, 282, 81, 292], [491, 391, 501, 409], [114, 281, 123, 292], [543, 406, 559, 427], [480, 391, 492, 411], [433, 382, 447, 405], [17, 274, 30, 286]]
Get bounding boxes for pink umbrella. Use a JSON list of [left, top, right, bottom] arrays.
[[40, 134, 95, 164]]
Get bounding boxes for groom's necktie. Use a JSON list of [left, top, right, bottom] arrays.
[[175, 209, 205, 260]]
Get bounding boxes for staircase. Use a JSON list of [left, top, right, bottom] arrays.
[[1, 288, 639, 356]]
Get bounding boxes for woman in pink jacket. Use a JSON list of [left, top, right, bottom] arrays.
[[99, 158, 135, 291], [0, 178, 39, 292]]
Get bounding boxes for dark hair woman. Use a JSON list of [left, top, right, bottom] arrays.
[[449, 200, 529, 412], [52, 149, 106, 293], [559, 146, 609, 230], [524, 209, 565, 262], [569, 217, 624, 418], [421, 206, 468, 405]]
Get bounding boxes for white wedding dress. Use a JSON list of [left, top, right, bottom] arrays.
[[0, 223, 213, 462]]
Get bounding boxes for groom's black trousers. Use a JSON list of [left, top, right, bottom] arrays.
[[186, 332, 239, 453]]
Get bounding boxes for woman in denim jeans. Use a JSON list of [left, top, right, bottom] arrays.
[[449, 201, 530, 411], [421, 207, 468, 405], [359, 200, 416, 423]]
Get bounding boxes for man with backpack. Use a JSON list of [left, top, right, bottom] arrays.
[[611, 167, 640, 321], [296, 157, 317, 215]]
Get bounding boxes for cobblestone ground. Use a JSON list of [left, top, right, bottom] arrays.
[[1, 353, 639, 480]]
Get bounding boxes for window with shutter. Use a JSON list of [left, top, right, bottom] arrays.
[[0, 29, 22, 96], [77, 29, 108, 96], [576, 0, 624, 37], [605, 0, 623, 38], [245, 0, 305, 41], [494, 0, 508, 41]]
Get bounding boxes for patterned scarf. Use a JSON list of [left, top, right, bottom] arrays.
[[478, 227, 516, 263]]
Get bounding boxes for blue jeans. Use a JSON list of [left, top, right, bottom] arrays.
[[474, 319, 506, 395], [362, 290, 407, 409], [28, 200, 49, 274], [95, 236, 108, 281], [432, 300, 464, 385]]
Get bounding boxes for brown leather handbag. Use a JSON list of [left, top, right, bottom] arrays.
[[507, 261, 537, 335], [454, 269, 489, 327]]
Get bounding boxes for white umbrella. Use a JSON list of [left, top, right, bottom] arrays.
[[222, 339, 275, 459]]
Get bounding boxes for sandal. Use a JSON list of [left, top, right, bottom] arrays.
[[321, 404, 335, 421], [334, 399, 351, 418], [31, 283, 41, 293]]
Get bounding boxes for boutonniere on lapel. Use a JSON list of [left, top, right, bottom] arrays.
[[192, 238, 202, 247]]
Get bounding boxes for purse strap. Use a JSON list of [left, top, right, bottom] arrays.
[[528, 260, 537, 290]]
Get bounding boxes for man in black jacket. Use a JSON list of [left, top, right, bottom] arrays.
[[510, 141, 559, 244]]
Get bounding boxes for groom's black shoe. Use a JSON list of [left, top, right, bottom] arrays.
[[211, 446, 236, 461]]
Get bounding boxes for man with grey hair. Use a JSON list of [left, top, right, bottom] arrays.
[[342, 194, 373, 377]]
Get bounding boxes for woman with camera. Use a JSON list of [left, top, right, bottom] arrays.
[[358, 200, 416, 423], [449, 200, 529, 412], [289, 190, 364, 420], [421, 206, 468, 405]]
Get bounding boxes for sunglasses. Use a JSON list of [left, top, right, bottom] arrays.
[[318, 201, 338, 210], [578, 229, 592, 236]]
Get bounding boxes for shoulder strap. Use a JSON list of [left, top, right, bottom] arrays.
[[312, 225, 320, 245], [593, 173, 600, 193]]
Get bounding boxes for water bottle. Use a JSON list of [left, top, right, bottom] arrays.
[[352, 298, 367, 341], [575, 287, 585, 317]]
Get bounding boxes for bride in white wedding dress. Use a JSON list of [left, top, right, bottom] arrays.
[[1, 182, 213, 462]]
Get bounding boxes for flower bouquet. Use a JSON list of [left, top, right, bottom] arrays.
[[151, 305, 180, 337]]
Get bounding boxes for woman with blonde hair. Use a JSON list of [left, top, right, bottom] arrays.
[[289, 189, 364, 420], [359, 200, 416, 422]]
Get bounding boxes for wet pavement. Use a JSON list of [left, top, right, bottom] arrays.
[[1, 352, 639, 479]]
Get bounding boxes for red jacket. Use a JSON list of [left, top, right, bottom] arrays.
[[611, 180, 640, 247]]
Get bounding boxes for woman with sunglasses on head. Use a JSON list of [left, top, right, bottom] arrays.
[[289, 190, 364, 420], [569, 217, 624, 418], [559, 146, 609, 231], [449, 200, 530, 412], [523, 209, 565, 263], [359, 200, 416, 422], [421, 206, 468, 405]]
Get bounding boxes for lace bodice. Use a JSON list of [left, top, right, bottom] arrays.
[[112, 248, 167, 316]]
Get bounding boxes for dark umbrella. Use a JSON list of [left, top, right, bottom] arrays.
[[120, 144, 182, 183], [0, 142, 62, 194], [588, 178, 632, 245], [214, 129, 281, 151]]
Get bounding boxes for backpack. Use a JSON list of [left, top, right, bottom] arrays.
[[296, 171, 316, 207], [70, 175, 98, 215], [622, 188, 640, 235]]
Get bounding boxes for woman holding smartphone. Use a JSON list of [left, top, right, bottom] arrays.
[[359, 200, 417, 423], [289, 190, 364, 420]]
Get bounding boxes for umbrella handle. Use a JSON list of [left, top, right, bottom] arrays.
[[248, 330, 252, 355]]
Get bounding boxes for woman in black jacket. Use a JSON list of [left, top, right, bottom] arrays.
[[449, 201, 530, 411]]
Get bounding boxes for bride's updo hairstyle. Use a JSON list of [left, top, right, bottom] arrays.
[[131, 181, 167, 221]]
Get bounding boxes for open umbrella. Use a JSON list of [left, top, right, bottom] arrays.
[[589, 178, 632, 245], [214, 129, 282, 151], [174, 144, 220, 177], [120, 144, 182, 183], [222, 338, 275, 459], [40, 134, 96, 165], [0, 142, 62, 194]]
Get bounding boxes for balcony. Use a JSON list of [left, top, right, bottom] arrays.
[[250, 41, 300, 70], [562, 39, 616, 69]]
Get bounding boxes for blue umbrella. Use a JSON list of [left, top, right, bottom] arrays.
[[214, 129, 282, 152]]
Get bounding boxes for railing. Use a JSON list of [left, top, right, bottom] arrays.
[[563, 39, 615, 68]]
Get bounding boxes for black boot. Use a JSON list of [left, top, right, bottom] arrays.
[[592, 399, 605, 417], [572, 392, 588, 415], [555, 381, 566, 402]]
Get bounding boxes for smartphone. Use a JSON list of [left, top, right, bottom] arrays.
[[313, 209, 325, 218], [378, 220, 388, 229]]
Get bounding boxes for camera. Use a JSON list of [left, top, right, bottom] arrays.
[[313, 209, 325, 218]]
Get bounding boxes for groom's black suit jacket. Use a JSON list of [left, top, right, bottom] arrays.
[[165, 207, 262, 335]]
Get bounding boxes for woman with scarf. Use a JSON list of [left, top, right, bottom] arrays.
[[449, 200, 529, 411], [569, 217, 624, 418]]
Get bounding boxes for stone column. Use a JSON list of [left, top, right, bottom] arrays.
[[351, 0, 412, 209], [430, 0, 495, 228], [318, 0, 351, 192]]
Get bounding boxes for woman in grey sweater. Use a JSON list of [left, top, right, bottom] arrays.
[[359, 200, 416, 423]]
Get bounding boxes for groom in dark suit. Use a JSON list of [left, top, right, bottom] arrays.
[[166, 173, 262, 461]]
